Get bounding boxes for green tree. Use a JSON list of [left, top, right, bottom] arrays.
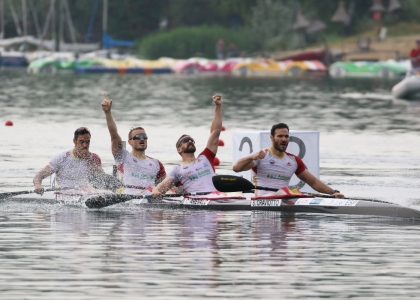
[[247, 0, 301, 51]]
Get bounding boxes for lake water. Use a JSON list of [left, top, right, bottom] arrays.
[[1, 68, 420, 299]]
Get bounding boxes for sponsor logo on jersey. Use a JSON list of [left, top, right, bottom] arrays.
[[269, 159, 275, 165], [188, 169, 211, 181], [131, 172, 155, 180], [266, 173, 291, 180]]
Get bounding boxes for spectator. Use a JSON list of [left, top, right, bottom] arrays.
[[216, 39, 225, 60], [409, 39, 420, 72], [227, 43, 239, 58]]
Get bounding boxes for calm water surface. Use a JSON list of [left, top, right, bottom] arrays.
[[1, 69, 420, 299]]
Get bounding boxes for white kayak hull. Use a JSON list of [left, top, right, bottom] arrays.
[[7, 192, 420, 218], [392, 75, 420, 99]]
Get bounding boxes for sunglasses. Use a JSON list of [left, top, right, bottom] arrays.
[[130, 133, 148, 140], [74, 127, 91, 138], [177, 136, 195, 147]]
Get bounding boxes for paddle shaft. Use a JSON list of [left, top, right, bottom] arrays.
[[212, 175, 385, 203], [85, 192, 211, 209], [0, 188, 56, 200]]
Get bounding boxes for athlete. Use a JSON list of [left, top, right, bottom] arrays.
[[232, 123, 344, 198], [33, 127, 104, 194], [101, 94, 166, 192], [151, 94, 223, 198]]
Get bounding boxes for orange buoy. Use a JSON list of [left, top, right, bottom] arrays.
[[213, 157, 220, 166], [221, 126, 226, 131], [218, 139, 225, 146], [5, 120, 13, 126]]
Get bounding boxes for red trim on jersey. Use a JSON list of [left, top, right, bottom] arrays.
[[200, 148, 216, 172], [291, 153, 306, 175], [91, 153, 101, 166], [156, 159, 166, 181]]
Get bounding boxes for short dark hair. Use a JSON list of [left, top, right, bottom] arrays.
[[74, 127, 91, 139], [270, 123, 289, 136], [176, 134, 188, 148], [128, 126, 145, 139]]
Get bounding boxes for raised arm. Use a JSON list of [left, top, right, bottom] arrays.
[[33, 165, 55, 195], [102, 94, 123, 156], [206, 94, 223, 154], [233, 150, 266, 172]]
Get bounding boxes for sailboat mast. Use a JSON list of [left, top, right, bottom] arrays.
[[0, 0, 4, 39], [22, 0, 27, 36], [102, 0, 107, 34]]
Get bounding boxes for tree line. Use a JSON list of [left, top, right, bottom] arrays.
[[1, 0, 420, 57]]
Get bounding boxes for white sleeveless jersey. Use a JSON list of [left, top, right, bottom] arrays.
[[252, 148, 306, 196], [49, 150, 102, 188], [168, 148, 216, 193], [114, 148, 166, 188]]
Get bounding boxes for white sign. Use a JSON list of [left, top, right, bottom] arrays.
[[232, 130, 319, 193]]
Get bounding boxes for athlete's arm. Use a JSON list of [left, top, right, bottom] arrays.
[[33, 165, 55, 195], [152, 177, 174, 198], [233, 150, 266, 172], [297, 169, 344, 198], [102, 94, 123, 156], [206, 94, 223, 154]]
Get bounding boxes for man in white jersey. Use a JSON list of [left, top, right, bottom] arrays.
[[232, 123, 344, 198], [101, 94, 166, 192], [151, 94, 223, 198], [33, 127, 104, 195]]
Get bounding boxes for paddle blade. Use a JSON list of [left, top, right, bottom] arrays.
[[85, 194, 137, 209], [212, 175, 255, 192]]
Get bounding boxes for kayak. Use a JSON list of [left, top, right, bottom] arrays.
[[6, 190, 420, 219]]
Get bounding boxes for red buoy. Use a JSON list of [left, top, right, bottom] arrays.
[[221, 126, 226, 131], [213, 157, 220, 166], [5, 120, 13, 126], [218, 139, 225, 146]]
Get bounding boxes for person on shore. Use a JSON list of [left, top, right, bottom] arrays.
[[232, 123, 344, 198], [409, 39, 420, 72], [101, 94, 166, 192], [216, 39, 225, 60], [227, 43, 239, 58], [151, 94, 223, 198], [33, 127, 105, 195]]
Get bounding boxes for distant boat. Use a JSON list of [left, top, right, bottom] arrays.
[[0, 47, 29, 67]]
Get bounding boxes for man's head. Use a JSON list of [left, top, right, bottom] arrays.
[[176, 134, 196, 156], [73, 127, 91, 157], [128, 127, 148, 151], [270, 123, 290, 153]]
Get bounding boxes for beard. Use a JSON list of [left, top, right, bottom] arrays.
[[273, 141, 288, 153], [183, 144, 196, 153]]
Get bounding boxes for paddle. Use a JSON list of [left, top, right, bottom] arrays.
[[85, 191, 211, 209], [212, 175, 390, 203], [212, 175, 278, 193], [0, 188, 59, 200], [213, 175, 336, 198]]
